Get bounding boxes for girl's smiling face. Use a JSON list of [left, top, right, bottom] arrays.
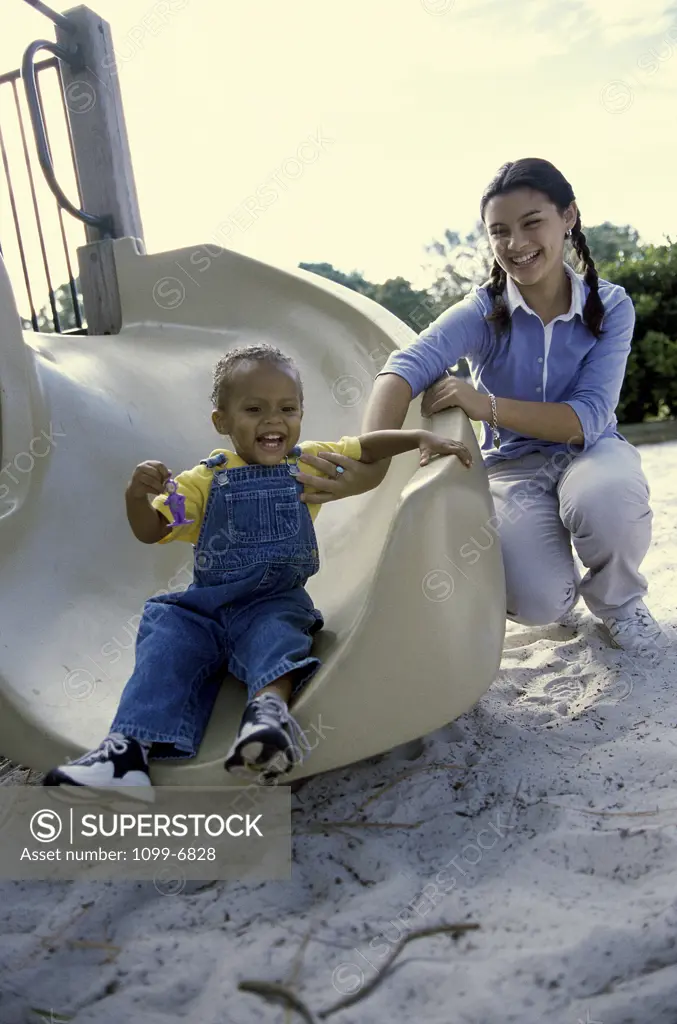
[[484, 187, 577, 288], [212, 360, 303, 465]]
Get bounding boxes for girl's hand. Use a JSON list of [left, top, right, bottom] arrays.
[[127, 460, 171, 500], [419, 432, 473, 468], [422, 376, 491, 421], [294, 452, 386, 504]]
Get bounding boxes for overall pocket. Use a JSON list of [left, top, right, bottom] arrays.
[[224, 487, 301, 544], [193, 563, 272, 592]]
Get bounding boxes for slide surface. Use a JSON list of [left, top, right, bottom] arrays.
[[0, 238, 505, 783]]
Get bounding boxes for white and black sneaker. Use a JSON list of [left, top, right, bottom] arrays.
[[43, 733, 154, 801], [224, 693, 310, 784], [603, 600, 670, 660]]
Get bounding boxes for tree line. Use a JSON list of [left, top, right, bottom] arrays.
[[301, 222, 676, 425], [23, 221, 676, 424]]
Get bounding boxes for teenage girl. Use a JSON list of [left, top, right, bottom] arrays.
[[294, 158, 665, 658]]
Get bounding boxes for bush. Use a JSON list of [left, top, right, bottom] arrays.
[[601, 242, 677, 423]]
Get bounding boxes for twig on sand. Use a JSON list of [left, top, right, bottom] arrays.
[[240, 921, 479, 1022], [66, 939, 121, 962], [318, 922, 480, 1018], [238, 980, 320, 1024], [507, 777, 523, 828], [547, 801, 664, 818], [295, 819, 425, 836], [0, 759, 42, 786], [284, 924, 317, 1024], [355, 761, 463, 814], [298, 760, 463, 820], [1, 902, 96, 977], [298, 824, 366, 844], [29, 1010, 74, 1022]]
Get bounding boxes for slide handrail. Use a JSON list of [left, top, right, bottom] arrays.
[[21, 37, 114, 237]]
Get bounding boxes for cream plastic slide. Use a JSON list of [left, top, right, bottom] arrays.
[[0, 237, 505, 784]]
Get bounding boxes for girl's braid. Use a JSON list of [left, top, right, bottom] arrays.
[[570, 216, 605, 337], [485, 259, 510, 334]]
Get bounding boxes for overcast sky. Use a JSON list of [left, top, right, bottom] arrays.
[[1, 0, 676, 306]]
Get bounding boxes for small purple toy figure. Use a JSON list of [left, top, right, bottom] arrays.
[[164, 477, 195, 526]]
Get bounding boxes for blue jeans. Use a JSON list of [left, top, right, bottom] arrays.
[[111, 451, 323, 759]]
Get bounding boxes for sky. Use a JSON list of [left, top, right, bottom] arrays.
[[1, 0, 677, 314]]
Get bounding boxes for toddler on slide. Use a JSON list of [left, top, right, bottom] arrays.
[[43, 344, 471, 797]]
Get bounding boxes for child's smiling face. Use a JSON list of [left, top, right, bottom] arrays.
[[212, 360, 303, 465]]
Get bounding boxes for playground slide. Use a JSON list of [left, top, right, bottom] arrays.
[[0, 237, 505, 784]]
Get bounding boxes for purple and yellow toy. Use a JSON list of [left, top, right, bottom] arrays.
[[164, 477, 194, 526]]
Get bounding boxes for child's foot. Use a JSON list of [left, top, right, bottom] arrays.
[[42, 733, 154, 801], [224, 693, 310, 783]]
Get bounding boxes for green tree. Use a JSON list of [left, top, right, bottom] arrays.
[[583, 222, 641, 265], [299, 262, 443, 329], [298, 262, 373, 296], [601, 241, 677, 423], [424, 222, 493, 306], [21, 280, 83, 333], [300, 260, 469, 376]]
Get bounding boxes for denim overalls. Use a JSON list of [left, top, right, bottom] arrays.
[[111, 447, 324, 759]]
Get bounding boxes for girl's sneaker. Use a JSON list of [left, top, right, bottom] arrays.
[[224, 692, 310, 784], [603, 600, 669, 659], [43, 733, 154, 801]]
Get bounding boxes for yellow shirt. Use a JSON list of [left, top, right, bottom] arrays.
[[151, 436, 362, 544]]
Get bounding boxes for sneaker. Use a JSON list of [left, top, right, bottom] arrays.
[[224, 693, 310, 784], [602, 601, 669, 658], [42, 733, 154, 801]]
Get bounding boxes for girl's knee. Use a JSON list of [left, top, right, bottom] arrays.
[[560, 470, 650, 536]]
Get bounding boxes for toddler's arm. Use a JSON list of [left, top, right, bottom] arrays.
[[357, 429, 472, 468], [125, 460, 173, 544]]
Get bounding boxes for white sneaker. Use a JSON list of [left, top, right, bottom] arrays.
[[43, 733, 155, 801], [603, 601, 668, 658]]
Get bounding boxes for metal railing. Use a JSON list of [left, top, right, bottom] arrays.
[[0, 0, 112, 333], [0, 58, 84, 332], [22, 34, 113, 236]]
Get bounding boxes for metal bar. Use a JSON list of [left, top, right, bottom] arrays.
[[0, 57, 56, 87], [11, 78, 61, 332], [21, 39, 114, 236], [58, 208, 83, 328], [36, 68, 83, 329], [22, 0, 76, 34], [0, 115, 40, 330], [54, 63, 83, 209]]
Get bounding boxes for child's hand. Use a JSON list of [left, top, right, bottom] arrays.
[[126, 460, 172, 499], [419, 432, 472, 468]]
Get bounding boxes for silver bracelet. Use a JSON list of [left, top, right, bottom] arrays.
[[488, 393, 501, 449]]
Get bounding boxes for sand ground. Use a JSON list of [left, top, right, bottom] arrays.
[[0, 441, 675, 1024]]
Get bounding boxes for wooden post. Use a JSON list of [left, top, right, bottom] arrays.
[[55, 5, 144, 333], [77, 238, 122, 335]]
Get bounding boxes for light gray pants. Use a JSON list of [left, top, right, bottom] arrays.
[[487, 436, 653, 625]]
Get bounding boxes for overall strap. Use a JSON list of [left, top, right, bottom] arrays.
[[200, 453, 229, 470], [284, 444, 303, 476]]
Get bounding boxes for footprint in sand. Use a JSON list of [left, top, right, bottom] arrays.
[[521, 669, 597, 712]]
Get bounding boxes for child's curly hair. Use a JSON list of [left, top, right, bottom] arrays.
[[211, 344, 304, 408]]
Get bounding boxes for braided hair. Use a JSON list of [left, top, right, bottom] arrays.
[[569, 215, 604, 336], [479, 158, 606, 339]]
